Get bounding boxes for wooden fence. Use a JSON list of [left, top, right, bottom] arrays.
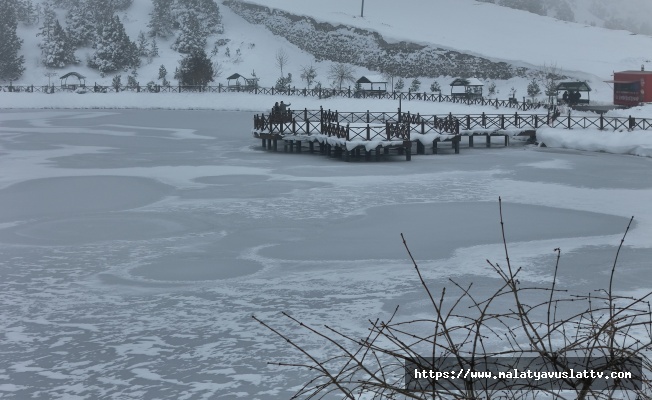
[[1, 82, 549, 111], [283, 108, 652, 133]]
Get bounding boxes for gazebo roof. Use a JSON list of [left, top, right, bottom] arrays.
[[59, 72, 86, 80], [556, 81, 591, 92], [227, 73, 244, 80], [450, 77, 484, 87], [357, 75, 387, 84]]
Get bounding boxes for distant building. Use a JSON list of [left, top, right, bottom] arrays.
[[607, 67, 652, 106], [450, 78, 483, 99]]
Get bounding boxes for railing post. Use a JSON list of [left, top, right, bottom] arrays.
[[466, 115, 471, 130], [514, 112, 518, 128], [600, 114, 604, 130], [567, 113, 571, 129], [366, 110, 370, 124], [500, 114, 505, 130], [629, 115, 635, 130], [346, 124, 350, 141], [366, 124, 371, 140], [482, 112, 486, 128]]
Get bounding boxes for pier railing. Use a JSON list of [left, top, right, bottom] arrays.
[[272, 108, 652, 134]]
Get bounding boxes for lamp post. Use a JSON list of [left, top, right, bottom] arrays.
[[361, 0, 364, 17]]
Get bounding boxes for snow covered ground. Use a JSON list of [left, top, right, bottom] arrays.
[[1, 109, 651, 398]]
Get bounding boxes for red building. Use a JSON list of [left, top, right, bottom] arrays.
[[610, 69, 652, 106]]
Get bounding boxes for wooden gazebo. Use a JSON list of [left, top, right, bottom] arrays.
[[556, 81, 591, 105], [226, 73, 259, 91], [356, 75, 388, 93], [450, 78, 484, 99], [59, 72, 86, 90]]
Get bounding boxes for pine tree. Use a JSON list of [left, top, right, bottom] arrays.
[[37, 1, 57, 41], [17, 0, 38, 25], [410, 78, 421, 92], [66, 2, 96, 47], [39, 18, 78, 68], [527, 78, 541, 101], [175, 50, 213, 86], [89, 15, 140, 75], [112, 74, 121, 91], [148, 0, 174, 38], [87, 0, 115, 25], [430, 81, 441, 93], [0, 0, 25, 81], [172, 11, 206, 54], [394, 77, 404, 91], [149, 38, 159, 58], [158, 64, 167, 80], [137, 31, 150, 57], [199, 0, 223, 34]]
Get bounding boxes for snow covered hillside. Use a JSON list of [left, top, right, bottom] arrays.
[[4, 0, 652, 105]]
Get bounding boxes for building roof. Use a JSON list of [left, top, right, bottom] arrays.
[[450, 77, 483, 87], [556, 81, 591, 92], [614, 70, 652, 75], [357, 75, 387, 84], [59, 72, 86, 80]]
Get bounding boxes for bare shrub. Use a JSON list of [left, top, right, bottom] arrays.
[[254, 198, 652, 399]]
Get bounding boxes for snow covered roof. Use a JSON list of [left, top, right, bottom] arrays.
[[357, 75, 387, 84], [59, 72, 86, 80], [450, 78, 483, 87], [556, 81, 591, 92]]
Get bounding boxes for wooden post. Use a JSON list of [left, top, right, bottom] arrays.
[[366, 124, 370, 140], [433, 139, 438, 154], [600, 114, 604, 130], [469, 135, 474, 147], [500, 114, 505, 130], [486, 134, 491, 148]]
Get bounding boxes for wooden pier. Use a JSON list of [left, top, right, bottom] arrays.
[[252, 108, 652, 161], [252, 108, 466, 161]]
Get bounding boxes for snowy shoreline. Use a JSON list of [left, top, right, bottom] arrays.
[[3, 93, 652, 159]]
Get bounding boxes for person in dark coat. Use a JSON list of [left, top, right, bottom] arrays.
[[562, 91, 569, 104], [279, 101, 291, 112], [272, 102, 280, 115]]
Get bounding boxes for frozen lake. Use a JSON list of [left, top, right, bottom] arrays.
[[1, 110, 651, 399]]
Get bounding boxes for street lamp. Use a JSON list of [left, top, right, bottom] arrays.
[[361, 0, 364, 17]]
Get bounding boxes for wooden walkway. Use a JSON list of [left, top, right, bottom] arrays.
[[251, 108, 652, 161], [253, 109, 464, 161]]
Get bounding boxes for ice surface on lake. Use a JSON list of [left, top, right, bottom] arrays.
[[1, 110, 651, 399]]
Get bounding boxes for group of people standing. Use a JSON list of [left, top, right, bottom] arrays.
[[562, 90, 582, 105], [272, 101, 291, 115]]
